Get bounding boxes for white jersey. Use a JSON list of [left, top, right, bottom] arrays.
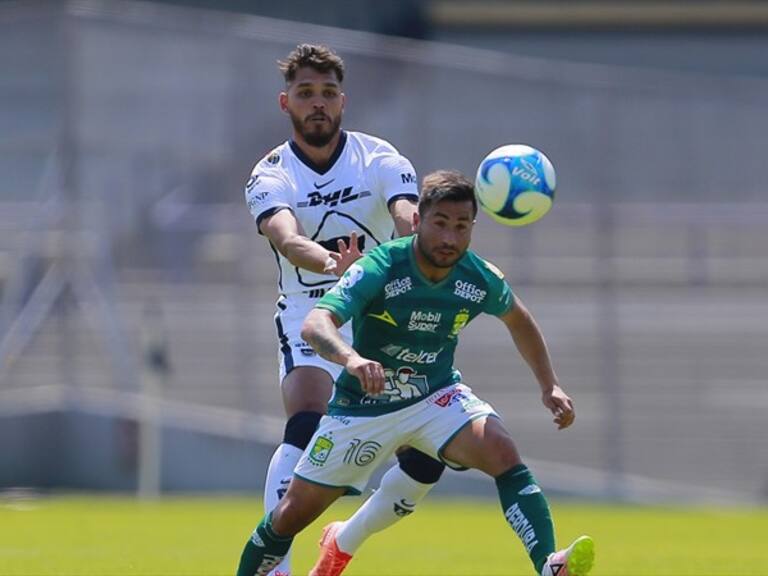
[[245, 130, 418, 298]]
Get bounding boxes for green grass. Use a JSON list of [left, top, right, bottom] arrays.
[[1, 495, 766, 575]]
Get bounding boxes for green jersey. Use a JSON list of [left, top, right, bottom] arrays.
[[316, 235, 514, 416]]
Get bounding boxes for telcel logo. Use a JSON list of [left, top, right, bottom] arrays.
[[381, 344, 443, 365]]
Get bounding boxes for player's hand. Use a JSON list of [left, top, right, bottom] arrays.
[[542, 385, 575, 430], [346, 355, 385, 395], [327, 232, 363, 277]]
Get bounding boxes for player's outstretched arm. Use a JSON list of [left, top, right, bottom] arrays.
[[499, 295, 575, 430], [302, 308, 385, 394], [259, 209, 339, 275]]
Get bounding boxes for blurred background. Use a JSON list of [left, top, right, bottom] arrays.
[[1, 0, 767, 506]]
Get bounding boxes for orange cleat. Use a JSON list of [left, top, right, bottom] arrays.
[[308, 522, 353, 576]]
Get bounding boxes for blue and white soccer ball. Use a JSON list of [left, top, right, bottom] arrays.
[[474, 144, 556, 227]]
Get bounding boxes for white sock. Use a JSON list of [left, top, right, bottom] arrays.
[[335, 463, 435, 554], [264, 443, 302, 576]]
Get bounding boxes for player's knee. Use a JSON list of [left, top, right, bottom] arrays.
[[495, 451, 522, 474], [485, 436, 522, 475], [283, 411, 322, 450], [397, 448, 446, 484]]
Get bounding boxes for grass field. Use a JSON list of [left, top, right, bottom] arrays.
[[2, 495, 766, 575]]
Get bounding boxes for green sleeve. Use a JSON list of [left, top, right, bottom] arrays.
[[315, 251, 388, 325], [481, 260, 515, 317]]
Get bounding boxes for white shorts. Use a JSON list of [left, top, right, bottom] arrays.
[[294, 383, 498, 495], [274, 294, 353, 383]]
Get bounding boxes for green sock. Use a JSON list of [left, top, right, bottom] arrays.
[[236, 512, 294, 576], [495, 464, 556, 574]]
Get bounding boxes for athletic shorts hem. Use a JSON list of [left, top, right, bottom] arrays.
[[437, 412, 501, 471], [281, 363, 337, 383], [293, 472, 362, 496]]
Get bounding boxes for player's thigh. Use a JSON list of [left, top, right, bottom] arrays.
[[441, 415, 522, 476], [405, 384, 502, 470], [281, 366, 334, 416]]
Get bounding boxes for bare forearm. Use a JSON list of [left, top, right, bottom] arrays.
[[260, 211, 334, 274], [502, 296, 574, 428], [301, 310, 356, 366], [504, 303, 559, 393], [279, 235, 333, 274], [511, 321, 559, 393]]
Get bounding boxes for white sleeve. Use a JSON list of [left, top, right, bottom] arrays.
[[374, 154, 419, 208], [244, 170, 292, 232]]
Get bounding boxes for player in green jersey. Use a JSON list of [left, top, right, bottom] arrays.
[[237, 170, 595, 576]]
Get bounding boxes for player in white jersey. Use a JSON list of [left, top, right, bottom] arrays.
[[239, 45, 445, 576], [247, 130, 421, 380]]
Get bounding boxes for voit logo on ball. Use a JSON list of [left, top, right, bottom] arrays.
[[475, 144, 556, 227]]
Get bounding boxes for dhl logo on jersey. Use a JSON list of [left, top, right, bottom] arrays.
[[297, 186, 372, 208]]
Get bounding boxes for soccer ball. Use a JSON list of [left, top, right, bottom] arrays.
[[474, 144, 556, 226]]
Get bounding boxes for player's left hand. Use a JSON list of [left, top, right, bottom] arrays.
[[327, 231, 363, 277], [346, 354, 386, 395], [542, 385, 575, 430]]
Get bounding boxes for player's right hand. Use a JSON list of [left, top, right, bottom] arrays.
[[327, 231, 363, 277], [346, 354, 385, 395], [542, 384, 575, 430]]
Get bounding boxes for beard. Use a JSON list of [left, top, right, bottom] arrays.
[[416, 235, 464, 269], [290, 111, 342, 148]]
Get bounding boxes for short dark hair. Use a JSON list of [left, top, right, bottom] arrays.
[[278, 44, 345, 84], [418, 170, 478, 218]]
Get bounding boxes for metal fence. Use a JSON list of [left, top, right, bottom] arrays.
[[1, 0, 767, 502]]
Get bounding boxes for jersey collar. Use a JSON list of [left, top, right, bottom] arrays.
[[289, 130, 347, 175]]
